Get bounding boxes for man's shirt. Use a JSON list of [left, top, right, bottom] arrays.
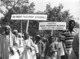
[[62, 29, 77, 51]]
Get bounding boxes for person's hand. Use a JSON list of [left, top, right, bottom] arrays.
[[17, 50, 20, 55], [25, 46, 32, 52], [9, 47, 14, 55], [30, 48, 32, 52]]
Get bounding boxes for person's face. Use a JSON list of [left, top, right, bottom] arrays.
[[24, 33, 29, 40], [70, 22, 75, 28], [15, 32, 18, 36], [18, 35, 22, 38], [5, 27, 10, 34], [52, 37, 55, 42], [36, 37, 40, 42]]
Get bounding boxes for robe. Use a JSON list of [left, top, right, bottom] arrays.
[[21, 38, 38, 59], [0, 32, 16, 59]]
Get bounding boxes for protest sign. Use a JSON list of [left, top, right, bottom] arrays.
[[39, 22, 66, 30], [11, 14, 47, 20]]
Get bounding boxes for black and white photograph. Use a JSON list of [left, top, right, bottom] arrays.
[[0, 0, 79, 59]]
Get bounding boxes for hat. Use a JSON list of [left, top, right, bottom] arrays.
[[13, 30, 18, 33], [36, 35, 40, 37], [18, 33, 23, 37]]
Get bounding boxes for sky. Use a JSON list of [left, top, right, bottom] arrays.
[[29, 0, 80, 23]]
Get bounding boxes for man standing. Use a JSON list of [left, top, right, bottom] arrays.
[[1, 25, 16, 59], [21, 32, 37, 59], [62, 20, 77, 59], [35, 35, 44, 59], [45, 36, 58, 59]]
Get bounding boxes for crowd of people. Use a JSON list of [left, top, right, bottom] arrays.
[[0, 20, 79, 59]]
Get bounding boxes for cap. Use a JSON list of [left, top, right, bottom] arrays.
[[18, 33, 23, 37], [36, 35, 40, 37], [13, 30, 18, 33]]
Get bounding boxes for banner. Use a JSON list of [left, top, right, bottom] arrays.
[[39, 22, 66, 30], [11, 14, 47, 20]]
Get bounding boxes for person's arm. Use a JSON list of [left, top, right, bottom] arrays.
[[42, 42, 45, 54], [30, 39, 37, 52]]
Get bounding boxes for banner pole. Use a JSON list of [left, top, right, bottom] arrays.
[[26, 20, 29, 33], [51, 30, 53, 36], [21, 20, 22, 34]]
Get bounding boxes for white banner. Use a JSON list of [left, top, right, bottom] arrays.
[[11, 14, 47, 20], [39, 22, 66, 30]]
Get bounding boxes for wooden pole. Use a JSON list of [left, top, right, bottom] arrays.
[[51, 30, 53, 36], [21, 20, 22, 34], [26, 20, 29, 33]]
